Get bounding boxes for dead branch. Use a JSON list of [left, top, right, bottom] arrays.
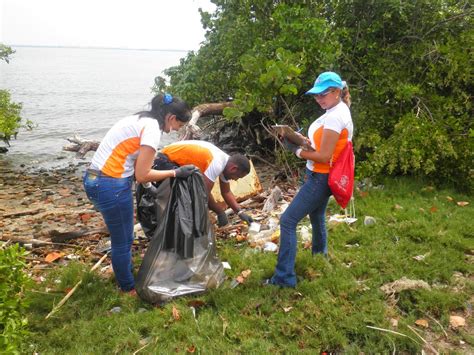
[[180, 102, 233, 140]]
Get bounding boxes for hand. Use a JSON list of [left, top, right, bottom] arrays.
[[143, 183, 158, 197], [282, 138, 299, 154], [217, 212, 228, 227], [238, 211, 254, 224], [174, 164, 196, 178]]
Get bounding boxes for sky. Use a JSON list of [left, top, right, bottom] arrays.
[[0, 0, 216, 51]]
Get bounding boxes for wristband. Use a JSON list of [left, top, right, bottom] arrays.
[[295, 148, 303, 158]]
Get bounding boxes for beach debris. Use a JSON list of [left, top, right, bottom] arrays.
[[415, 319, 429, 328], [262, 186, 282, 213], [230, 269, 252, 288], [263, 241, 278, 253], [363, 216, 376, 226], [45, 251, 65, 263], [109, 306, 122, 314], [380, 277, 430, 305], [222, 261, 231, 270], [457, 201, 469, 207], [449, 315, 466, 329], [329, 214, 357, 224]]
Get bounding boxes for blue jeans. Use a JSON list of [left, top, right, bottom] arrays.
[[271, 169, 331, 287], [83, 171, 135, 291]]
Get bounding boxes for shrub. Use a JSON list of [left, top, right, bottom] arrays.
[[0, 243, 30, 353]]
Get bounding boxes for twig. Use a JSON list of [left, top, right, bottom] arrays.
[[407, 325, 439, 355], [366, 325, 419, 344], [132, 342, 151, 355], [247, 154, 277, 169], [425, 313, 448, 339], [45, 253, 109, 319], [280, 96, 299, 129]]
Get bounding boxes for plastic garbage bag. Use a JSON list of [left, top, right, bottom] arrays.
[[135, 171, 225, 304]]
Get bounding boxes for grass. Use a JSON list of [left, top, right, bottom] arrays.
[[25, 177, 473, 353]]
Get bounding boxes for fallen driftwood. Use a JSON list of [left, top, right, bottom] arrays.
[[63, 102, 232, 157], [49, 227, 109, 243], [63, 134, 100, 158], [2, 208, 46, 218]]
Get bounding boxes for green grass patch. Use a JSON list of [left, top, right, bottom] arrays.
[[25, 177, 473, 353]]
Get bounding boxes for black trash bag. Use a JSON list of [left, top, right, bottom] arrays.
[[135, 172, 225, 304], [136, 153, 178, 239]]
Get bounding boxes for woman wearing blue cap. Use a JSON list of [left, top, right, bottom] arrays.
[[265, 71, 353, 288]]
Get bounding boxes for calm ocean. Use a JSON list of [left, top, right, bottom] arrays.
[[0, 46, 186, 170]]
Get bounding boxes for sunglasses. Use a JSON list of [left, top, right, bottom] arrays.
[[314, 89, 335, 98]]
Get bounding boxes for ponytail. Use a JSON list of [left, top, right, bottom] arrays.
[[341, 82, 351, 108], [136, 93, 192, 130]]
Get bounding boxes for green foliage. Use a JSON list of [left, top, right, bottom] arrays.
[[0, 244, 30, 354], [0, 44, 14, 64], [160, 0, 473, 192], [0, 90, 23, 145], [0, 44, 28, 147]]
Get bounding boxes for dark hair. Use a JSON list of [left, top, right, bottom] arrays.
[[136, 93, 192, 129], [229, 154, 251, 174]]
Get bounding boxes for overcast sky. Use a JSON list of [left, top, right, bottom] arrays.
[[0, 0, 216, 50]]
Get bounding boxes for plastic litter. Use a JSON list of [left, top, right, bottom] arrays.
[[135, 172, 225, 304], [263, 241, 278, 252]]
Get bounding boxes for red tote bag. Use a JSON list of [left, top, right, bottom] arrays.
[[328, 141, 354, 209]]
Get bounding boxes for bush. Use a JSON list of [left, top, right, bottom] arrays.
[[0, 243, 30, 353]]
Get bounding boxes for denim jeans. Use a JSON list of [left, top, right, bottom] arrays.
[[83, 171, 135, 291], [271, 169, 331, 287]]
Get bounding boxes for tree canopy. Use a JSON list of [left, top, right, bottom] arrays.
[[157, 0, 473, 192]]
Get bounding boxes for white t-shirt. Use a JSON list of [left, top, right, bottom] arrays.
[[161, 140, 229, 182], [90, 115, 162, 178], [306, 101, 353, 173]]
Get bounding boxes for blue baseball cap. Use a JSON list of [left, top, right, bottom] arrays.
[[305, 71, 343, 95]]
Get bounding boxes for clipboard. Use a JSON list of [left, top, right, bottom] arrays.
[[271, 125, 315, 151]]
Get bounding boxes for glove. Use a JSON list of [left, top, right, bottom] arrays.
[[217, 212, 229, 227], [174, 164, 196, 178], [282, 138, 299, 154], [238, 211, 254, 224]]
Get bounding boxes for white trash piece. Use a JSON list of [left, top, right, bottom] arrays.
[[263, 241, 278, 253]]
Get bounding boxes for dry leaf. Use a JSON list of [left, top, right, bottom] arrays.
[[390, 318, 399, 328], [172, 305, 180, 321], [394, 204, 403, 210], [45, 252, 65, 263], [358, 191, 369, 198], [187, 300, 206, 309], [457, 201, 469, 207], [415, 319, 429, 328], [446, 196, 454, 202], [283, 306, 293, 313], [241, 269, 252, 278], [430, 206, 438, 213], [449, 315, 466, 328], [186, 345, 196, 353], [236, 234, 247, 242], [419, 208, 425, 213]]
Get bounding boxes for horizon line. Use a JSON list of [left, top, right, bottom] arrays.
[[5, 44, 194, 53]]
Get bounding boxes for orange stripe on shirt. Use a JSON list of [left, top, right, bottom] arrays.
[[311, 128, 349, 174], [102, 137, 141, 177], [162, 144, 213, 173]]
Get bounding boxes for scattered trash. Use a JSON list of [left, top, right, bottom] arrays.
[[222, 261, 231, 270], [363, 216, 376, 226], [263, 241, 278, 253], [380, 277, 431, 305], [299, 226, 311, 244], [413, 253, 430, 261], [109, 306, 121, 314], [96, 238, 111, 253], [457, 201, 469, 207], [328, 214, 357, 224], [248, 222, 261, 235], [282, 306, 293, 313], [230, 269, 252, 289], [45, 252, 65, 263], [449, 315, 466, 329], [415, 319, 429, 328]]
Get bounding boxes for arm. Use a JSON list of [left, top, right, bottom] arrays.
[[299, 129, 339, 163], [219, 179, 241, 213], [134, 145, 175, 183], [204, 176, 222, 214]]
